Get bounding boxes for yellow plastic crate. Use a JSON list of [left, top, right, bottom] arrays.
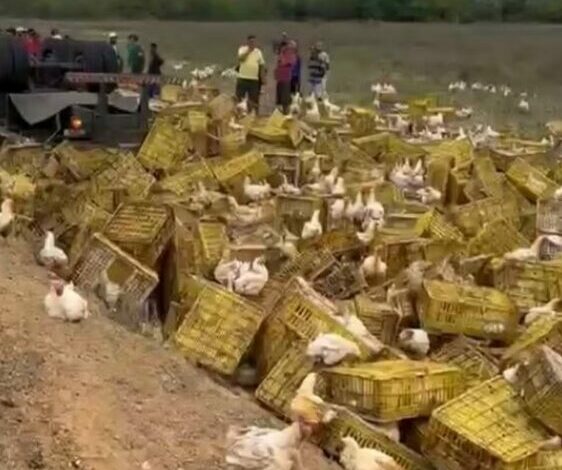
[[72, 233, 158, 313], [92, 151, 155, 199], [493, 259, 562, 312], [312, 262, 363, 301], [194, 221, 228, 276], [275, 248, 337, 283], [210, 150, 271, 199], [518, 346, 562, 435], [157, 161, 215, 196], [322, 360, 464, 422], [276, 194, 324, 236], [299, 229, 363, 258], [537, 198, 562, 235], [255, 343, 314, 418], [474, 155, 504, 198], [420, 280, 519, 342], [507, 158, 557, 202], [468, 218, 529, 257], [55, 142, 117, 180], [353, 295, 400, 344], [503, 316, 562, 367], [174, 282, 265, 376], [422, 210, 465, 243], [263, 150, 300, 186], [315, 407, 433, 470], [430, 336, 500, 389], [138, 116, 192, 171], [208, 93, 234, 121], [423, 377, 550, 470], [102, 202, 174, 267], [452, 197, 520, 238]]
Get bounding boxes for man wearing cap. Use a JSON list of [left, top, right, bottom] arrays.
[[108, 32, 123, 72]]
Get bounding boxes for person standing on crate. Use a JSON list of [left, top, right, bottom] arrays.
[[275, 40, 297, 115], [236, 35, 265, 114], [308, 41, 330, 100]]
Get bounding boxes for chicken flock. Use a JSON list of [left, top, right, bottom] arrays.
[[2, 71, 562, 470]]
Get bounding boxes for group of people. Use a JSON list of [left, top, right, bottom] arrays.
[[235, 32, 331, 114], [108, 32, 164, 79]]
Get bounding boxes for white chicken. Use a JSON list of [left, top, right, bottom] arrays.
[[276, 233, 299, 261], [324, 97, 342, 117], [244, 176, 271, 202], [306, 333, 361, 366], [227, 196, 263, 224], [382, 83, 397, 95], [502, 363, 521, 385], [289, 93, 302, 116], [337, 311, 384, 355], [389, 164, 411, 190], [340, 437, 403, 470], [52, 280, 90, 322], [226, 422, 305, 470], [518, 98, 530, 113], [301, 210, 323, 240], [524, 298, 560, 326], [331, 177, 346, 197], [214, 253, 242, 287], [416, 187, 442, 205], [456, 127, 467, 141], [324, 167, 339, 191], [485, 125, 501, 139], [360, 253, 387, 280], [276, 174, 302, 196], [363, 189, 385, 222], [98, 270, 122, 310], [305, 95, 321, 121], [234, 257, 269, 296], [424, 113, 444, 129], [471, 82, 484, 91], [330, 198, 346, 222], [290, 373, 337, 428], [0, 198, 14, 241], [504, 236, 546, 262], [455, 107, 473, 119], [371, 83, 383, 95], [237, 97, 249, 116], [346, 192, 365, 223], [307, 155, 322, 182], [44, 281, 65, 319], [398, 329, 431, 357], [38, 231, 68, 268], [356, 219, 378, 245]]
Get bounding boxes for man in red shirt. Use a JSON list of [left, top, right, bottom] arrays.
[[275, 40, 297, 115]]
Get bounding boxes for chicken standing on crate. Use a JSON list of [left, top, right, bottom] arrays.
[[38, 231, 68, 269], [243, 176, 271, 202], [306, 333, 361, 366]]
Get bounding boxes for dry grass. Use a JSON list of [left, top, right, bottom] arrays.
[[7, 19, 562, 134]]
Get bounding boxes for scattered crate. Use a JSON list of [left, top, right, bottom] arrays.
[[322, 360, 464, 421], [507, 157, 557, 202], [174, 280, 265, 376], [315, 407, 433, 470], [430, 336, 500, 389], [353, 295, 400, 344], [54, 142, 117, 180], [275, 248, 337, 283], [452, 197, 520, 238], [72, 233, 158, 306], [103, 202, 174, 266], [194, 220, 228, 276], [263, 150, 301, 186], [467, 218, 529, 257], [255, 343, 315, 418], [276, 194, 324, 236], [138, 116, 192, 171], [157, 161, 215, 196], [537, 198, 562, 235], [502, 316, 562, 367], [493, 259, 562, 312], [517, 346, 562, 435], [92, 151, 155, 199], [423, 377, 550, 470], [420, 280, 519, 342], [313, 262, 363, 300]]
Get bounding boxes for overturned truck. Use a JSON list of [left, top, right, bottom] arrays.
[[0, 35, 158, 146]]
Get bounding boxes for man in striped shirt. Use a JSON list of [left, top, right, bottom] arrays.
[[307, 41, 330, 99]]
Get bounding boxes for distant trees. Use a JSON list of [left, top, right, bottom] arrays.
[[1, 0, 562, 22]]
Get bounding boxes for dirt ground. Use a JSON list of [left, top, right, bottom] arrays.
[[0, 240, 341, 470]]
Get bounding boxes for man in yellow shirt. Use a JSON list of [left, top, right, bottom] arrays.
[[236, 35, 265, 114]]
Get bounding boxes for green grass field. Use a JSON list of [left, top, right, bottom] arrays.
[[5, 19, 562, 135]]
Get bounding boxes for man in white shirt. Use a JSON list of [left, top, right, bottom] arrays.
[[236, 35, 265, 114]]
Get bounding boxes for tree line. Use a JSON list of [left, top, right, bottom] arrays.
[[2, 0, 562, 22]]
